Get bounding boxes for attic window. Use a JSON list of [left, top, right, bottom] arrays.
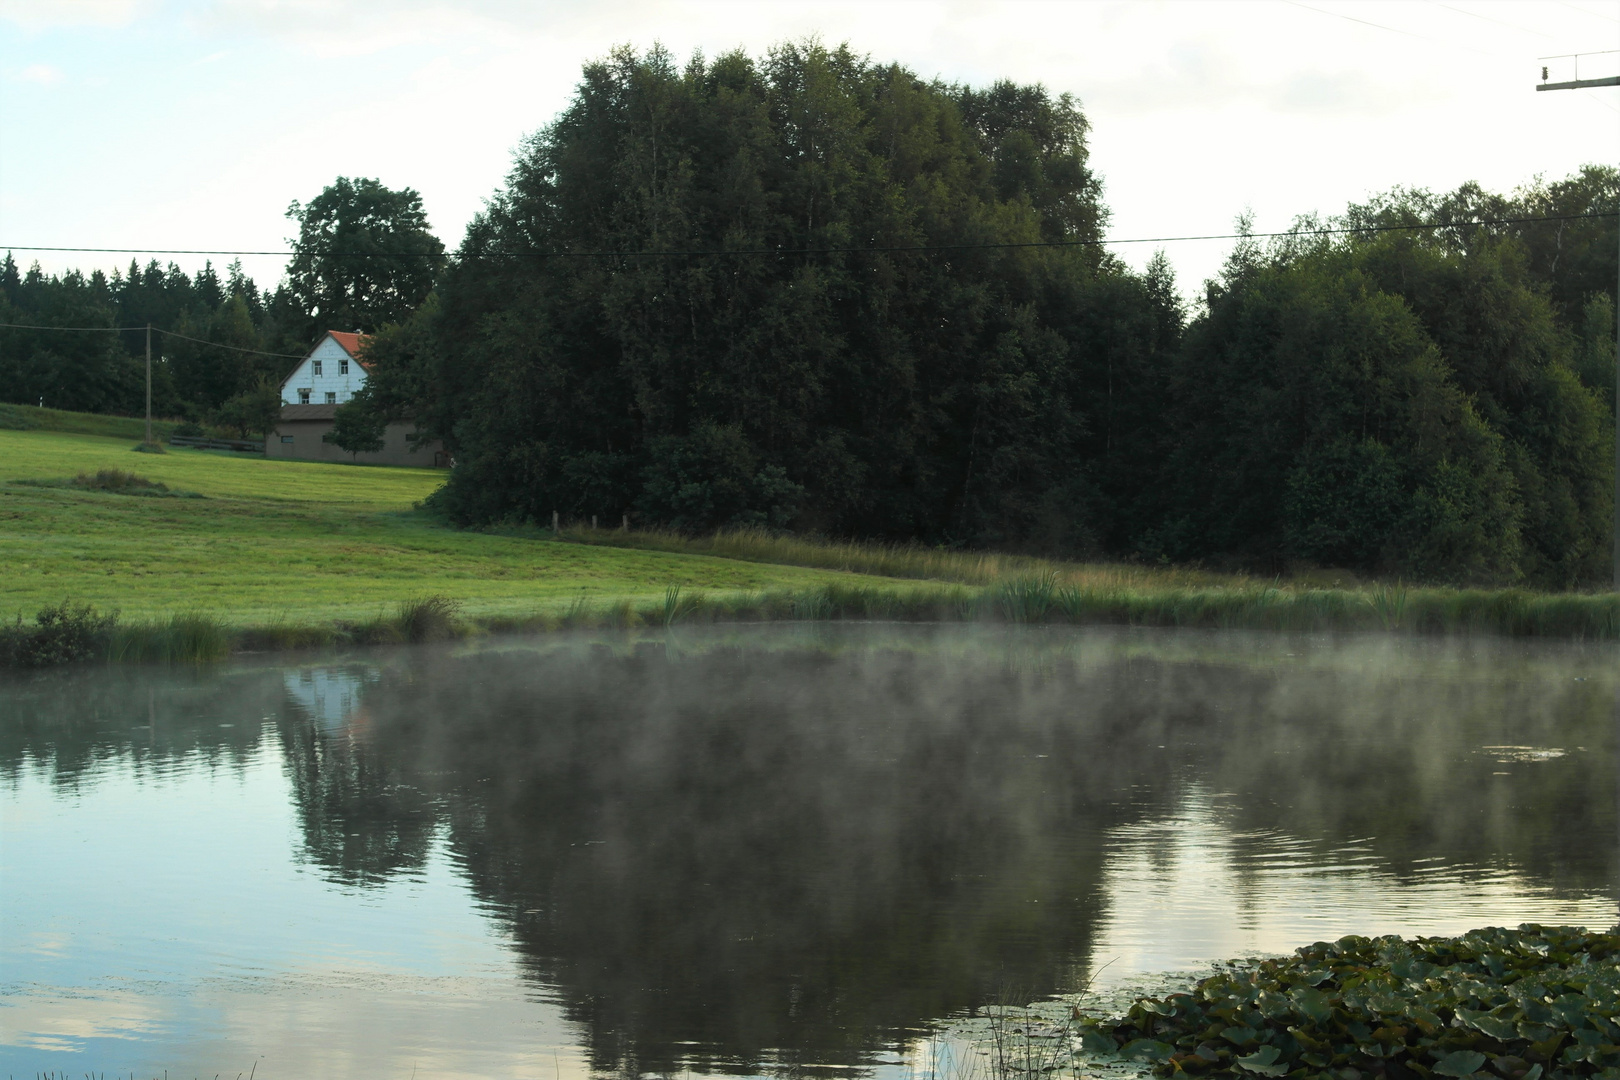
[[312, 360, 323, 376], [298, 389, 311, 405], [339, 358, 349, 375]]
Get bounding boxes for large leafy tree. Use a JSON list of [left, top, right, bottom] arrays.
[[413, 42, 1178, 549], [283, 177, 445, 341]]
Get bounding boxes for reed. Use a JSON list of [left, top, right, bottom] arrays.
[[551, 522, 1231, 589], [5, 578, 1618, 671], [108, 612, 232, 664]]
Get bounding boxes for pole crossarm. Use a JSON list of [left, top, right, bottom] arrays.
[[1537, 76, 1620, 90]]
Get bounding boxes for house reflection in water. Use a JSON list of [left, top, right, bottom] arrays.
[[283, 668, 373, 734]]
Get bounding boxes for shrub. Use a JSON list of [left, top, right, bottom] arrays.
[[73, 469, 167, 493], [4, 601, 118, 667]]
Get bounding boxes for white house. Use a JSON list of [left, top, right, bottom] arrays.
[[269, 329, 450, 468], [279, 330, 369, 406]]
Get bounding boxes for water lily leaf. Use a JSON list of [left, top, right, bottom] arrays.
[[1078, 1026, 1119, 1056], [1290, 987, 1333, 1025], [1370, 993, 1408, 1015], [1526, 1033, 1566, 1063], [1121, 1039, 1175, 1062], [1236, 1045, 1288, 1076], [1456, 1008, 1519, 1042], [1407, 1006, 1444, 1036], [1257, 990, 1293, 1021], [1300, 970, 1334, 987], [1435, 1050, 1488, 1077], [1516, 1023, 1556, 1044], [1223, 1026, 1259, 1047]]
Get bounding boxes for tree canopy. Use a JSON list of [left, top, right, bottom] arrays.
[[283, 177, 445, 339], [2, 42, 1612, 587]]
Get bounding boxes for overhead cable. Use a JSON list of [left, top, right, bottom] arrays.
[[1, 210, 1614, 262], [0, 322, 306, 359]]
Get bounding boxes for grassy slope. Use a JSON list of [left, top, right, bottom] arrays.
[[0, 402, 183, 442], [0, 429, 910, 623]]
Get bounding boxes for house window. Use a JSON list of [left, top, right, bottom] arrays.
[[281, 435, 295, 443], [325, 391, 337, 404], [312, 360, 323, 376], [298, 389, 311, 404], [339, 359, 349, 374]]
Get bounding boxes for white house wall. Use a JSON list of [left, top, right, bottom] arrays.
[[280, 336, 368, 406]]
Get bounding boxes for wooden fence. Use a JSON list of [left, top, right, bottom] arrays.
[[168, 435, 265, 453]]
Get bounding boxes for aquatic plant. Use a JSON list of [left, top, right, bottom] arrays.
[[994, 573, 1060, 623], [395, 594, 462, 643], [108, 612, 231, 663], [661, 584, 705, 626], [1079, 925, 1620, 1080]]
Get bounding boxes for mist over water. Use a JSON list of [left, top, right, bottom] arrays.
[[1, 626, 1614, 1077]]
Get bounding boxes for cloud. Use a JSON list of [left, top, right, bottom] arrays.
[[0, 0, 143, 30], [14, 63, 63, 85]]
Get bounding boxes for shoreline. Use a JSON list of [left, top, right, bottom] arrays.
[[5, 579, 1617, 669]]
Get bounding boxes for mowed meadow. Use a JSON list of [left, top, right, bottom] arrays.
[[0, 424, 900, 624], [3, 409, 1618, 647]]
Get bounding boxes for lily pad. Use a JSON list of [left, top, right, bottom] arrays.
[[1434, 1050, 1487, 1077], [1235, 1046, 1287, 1076]]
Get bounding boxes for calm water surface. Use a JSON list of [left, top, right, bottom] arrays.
[[1, 625, 1615, 1077]]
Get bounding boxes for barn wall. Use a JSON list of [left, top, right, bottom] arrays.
[[267, 418, 448, 468]]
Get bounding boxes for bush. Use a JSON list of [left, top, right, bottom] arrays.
[[2, 601, 118, 667], [73, 469, 167, 493]]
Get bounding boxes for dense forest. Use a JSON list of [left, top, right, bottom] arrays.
[[4, 42, 1615, 585], [0, 176, 442, 430]]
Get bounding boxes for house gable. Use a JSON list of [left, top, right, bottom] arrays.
[[279, 331, 371, 406]]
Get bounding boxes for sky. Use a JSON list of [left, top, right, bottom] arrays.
[[1, 0, 1616, 302]]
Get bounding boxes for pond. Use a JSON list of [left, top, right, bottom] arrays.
[[1, 625, 1615, 1077]]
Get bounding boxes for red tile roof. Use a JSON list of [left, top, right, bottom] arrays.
[[327, 330, 372, 370]]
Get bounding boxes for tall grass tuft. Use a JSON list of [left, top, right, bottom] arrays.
[[73, 468, 167, 493], [551, 522, 1230, 589], [661, 585, 705, 626], [395, 595, 462, 643], [992, 573, 1059, 623], [109, 613, 231, 664]]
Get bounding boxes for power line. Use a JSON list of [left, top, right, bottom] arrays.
[[0, 322, 306, 359], [2, 211, 1614, 262]]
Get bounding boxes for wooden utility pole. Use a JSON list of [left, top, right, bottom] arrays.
[[145, 324, 153, 447], [1537, 53, 1619, 588]]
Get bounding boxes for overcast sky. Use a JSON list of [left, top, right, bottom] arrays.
[[1, 0, 1616, 302]]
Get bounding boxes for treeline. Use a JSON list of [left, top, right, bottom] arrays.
[[6, 41, 1616, 586], [345, 43, 1615, 586], [0, 176, 442, 431]]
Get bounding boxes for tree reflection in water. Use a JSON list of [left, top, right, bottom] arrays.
[[260, 631, 1615, 1077], [0, 629, 1612, 1077]]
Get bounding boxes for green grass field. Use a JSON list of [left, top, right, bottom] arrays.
[[0, 427, 911, 624], [3, 408, 1617, 652]]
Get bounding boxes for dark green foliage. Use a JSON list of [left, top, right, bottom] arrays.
[[1149, 247, 1525, 581], [416, 42, 1176, 548], [1, 601, 118, 667], [73, 468, 166, 493], [210, 374, 283, 439], [1083, 926, 1620, 1080], [283, 177, 445, 339]]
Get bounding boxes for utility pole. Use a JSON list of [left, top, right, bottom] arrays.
[[1537, 52, 1619, 589], [1537, 49, 1620, 933], [145, 324, 153, 447]]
